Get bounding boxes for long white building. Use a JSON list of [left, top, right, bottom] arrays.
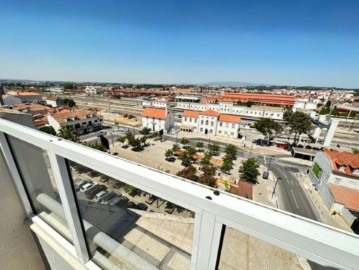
[[177, 102, 284, 120]]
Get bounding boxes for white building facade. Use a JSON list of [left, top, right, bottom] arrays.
[[181, 109, 241, 138], [48, 110, 103, 134], [141, 108, 175, 133], [176, 102, 284, 120], [85, 86, 105, 95]]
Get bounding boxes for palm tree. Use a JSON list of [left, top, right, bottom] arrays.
[[58, 125, 79, 142]]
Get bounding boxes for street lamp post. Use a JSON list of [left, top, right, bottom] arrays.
[[249, 144, 253, 158], [110, 132, 114, 147], [272, 177, 281, 199], [267, 155, 274, 172]]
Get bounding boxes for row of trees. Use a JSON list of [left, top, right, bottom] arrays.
[[254, 111, 312, 145], [173, 139, 261, 188]]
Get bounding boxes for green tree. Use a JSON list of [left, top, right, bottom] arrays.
[[239, 157, 260, 183], [63, 82, 74, 90], [225, 144, 237, 160], [39, 126, 56, 135], [152, 131, 159, 138], [139, 127, 151, 135], [63, 98, 76, 107], [172, 143, 180, 152], [200, 151, 213, 166], [199, 165, 217, 187], [140, 136, 147, 146], [117, 135, 127, 144], [221, 154, 234, 174], [180, 137, 189, 145], [176, 165, 198, 182], [180, 151, 191, 164], [196, 141, 204, 148], [165, 149, 174, 158], [82, 141, 107, 152], [353, 148, 359, 154], [284, 111, 312, 144], [208, 143, 220, 153], [186, 146, 197, 158], [58, 125, 79, 142], [254, 118, 283, 145]]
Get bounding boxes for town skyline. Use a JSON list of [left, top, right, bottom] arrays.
[[1, 0, 359, 88]]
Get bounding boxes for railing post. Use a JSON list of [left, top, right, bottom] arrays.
[[192, 211, 223, 269], [47, 151, 90, 263], [0, 132, 33, 216]]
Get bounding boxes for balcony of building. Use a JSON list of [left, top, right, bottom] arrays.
[[0, 113, 358, 270]]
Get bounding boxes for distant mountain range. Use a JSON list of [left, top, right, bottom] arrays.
[[204, 81, 271, 87]]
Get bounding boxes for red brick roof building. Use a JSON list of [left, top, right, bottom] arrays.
[[201, 93, 295, 106]]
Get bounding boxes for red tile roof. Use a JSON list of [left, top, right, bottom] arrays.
[[7, 91, 42, 96], [223, 93, 295, 105], [329, 184, 359, 211], [219, 114, 241, 123], [323, 148, 359, 177], [51, 110, 101, 124], [141, 108, 167, 119], [183, 110, 201, 118], [200, 109, 221, 117]]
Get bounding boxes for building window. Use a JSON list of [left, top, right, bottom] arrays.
[[220, 122, 222, 127], [184, 117, 187, 121], [200, 128, 203, 132], [225, 123, 229, 128], [232, 123, 235, 128], [210, 129, 213, 134], [218, 130, 222, 134], [211, 121, 214, 126], [195, 119, 197, 123], [82, 122, 87, 126], [231, 132, 234, 136], [206, 120, 209, 125]]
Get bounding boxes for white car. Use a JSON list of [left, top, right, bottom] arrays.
[[80, 183, 97, 192], [94, 190, 110, 202]]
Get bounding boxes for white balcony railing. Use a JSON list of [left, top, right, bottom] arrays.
[[0, 118, 358, 270]]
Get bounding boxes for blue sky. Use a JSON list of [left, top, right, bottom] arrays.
[[0, 0, 358, 88]]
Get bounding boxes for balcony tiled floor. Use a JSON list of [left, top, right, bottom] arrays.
[[0, 152, 45, 270]]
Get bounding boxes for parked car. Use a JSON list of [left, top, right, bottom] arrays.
[[126, 201, 137, 209], [74, 180, 89, 192], [94, 190, 110, 202], [108, 196, 123, 207], [116, 196, 129, 207], [165, 156, 176, 162], [100, 192, 117, 204], [182, 145, 191, 150], [181, 160, 191, 167], [85, 185, 106, 199], [196, 148, 205, 153], [136, 203, 148, 211], [80, 182, 97, 192]]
